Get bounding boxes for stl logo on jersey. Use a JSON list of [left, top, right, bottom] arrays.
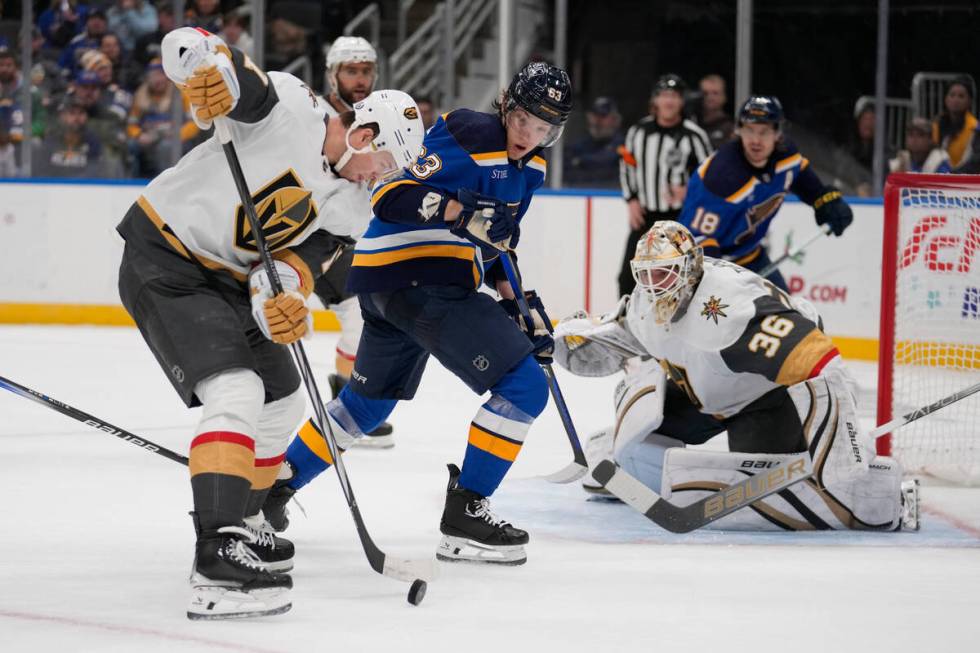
[[701, 295, 729, 324], [233, 169, 318, 252]]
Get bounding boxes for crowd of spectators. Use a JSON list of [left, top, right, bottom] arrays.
[[0, 1, 275, 179]]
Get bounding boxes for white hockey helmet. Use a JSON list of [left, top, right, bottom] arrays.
[[334, 89, 425, 183], [326, 36, 378, 103], [630, 222, 704, 325]]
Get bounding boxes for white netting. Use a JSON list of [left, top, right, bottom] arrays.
[[889, 185, 980, 485]]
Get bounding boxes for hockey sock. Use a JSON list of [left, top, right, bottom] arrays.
[[245, 451, 285, 517], [335, 349, 355, 379], [459, 356, 548, 497], [284, 392, 396, 489], [189, 431, 255, 531]]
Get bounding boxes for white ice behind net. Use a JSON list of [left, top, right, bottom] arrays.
[[891, 186, 980, 485]]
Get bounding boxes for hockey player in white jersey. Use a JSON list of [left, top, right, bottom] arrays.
[[313, 36, 396, 447], [554, 222, 918, 532], [115, 27, 423, 619]]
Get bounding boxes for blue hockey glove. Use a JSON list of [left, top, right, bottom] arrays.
[[499, 290, 555, 364], [451, 188, 516, 249], [813, 188, 853, 236]]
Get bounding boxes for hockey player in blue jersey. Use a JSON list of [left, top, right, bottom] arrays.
[[262, 62, 572, 565], [677, 95, 853, 290]]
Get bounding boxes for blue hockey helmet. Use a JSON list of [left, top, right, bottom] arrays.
[[505, 61, 573, 127], [738, 95, 784, 128]]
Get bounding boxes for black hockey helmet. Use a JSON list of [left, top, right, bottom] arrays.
[[652, 73, 687, 97], [738, 95, 784, 128], [505, 61, 573, 127]]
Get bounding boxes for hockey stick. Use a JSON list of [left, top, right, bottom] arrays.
[[757, 224, 832, 279], [214, 119, 436, 584], [498, 251, 588, 483], [593, 379, 980, 533], [0, 374, 189, 465]]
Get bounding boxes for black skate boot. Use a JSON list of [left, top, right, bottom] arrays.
[[188, 514, 292, 620], [243, 513, 295, 572], [261, 462, 298, 532], [329, 373, 394, 447], [436, 464, 528, 565]]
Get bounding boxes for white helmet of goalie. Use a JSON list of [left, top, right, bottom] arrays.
[[630, 222, 704, 325], [326, 36, 378, 104], [334, 89, 425, 183]]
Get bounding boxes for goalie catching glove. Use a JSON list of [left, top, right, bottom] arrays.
[[498, 290, 554, 363], [249, 261, 313, 345]]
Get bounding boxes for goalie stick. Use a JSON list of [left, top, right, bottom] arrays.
[[757, 224, 832, 280], [593, 379, 980, 533], [498, 251, 588, 483], [214, 119, 436, 585]]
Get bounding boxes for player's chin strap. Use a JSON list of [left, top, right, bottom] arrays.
[[333, 124, 373, 172]]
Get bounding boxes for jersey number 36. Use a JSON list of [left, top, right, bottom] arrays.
[[748, 315, 795, 358]]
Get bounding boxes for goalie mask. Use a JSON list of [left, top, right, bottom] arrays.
[[325, 36, 378, 108], [630, 222, 704, 325], [333, 89, 425, 184]]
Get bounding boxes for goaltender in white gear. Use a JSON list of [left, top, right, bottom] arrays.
[[555, 222, 917, 531]]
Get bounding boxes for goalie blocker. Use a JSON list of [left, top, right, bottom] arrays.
[[555, 222, 916, 532]]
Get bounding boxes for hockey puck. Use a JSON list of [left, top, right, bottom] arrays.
[[407, 579, 427, 606]]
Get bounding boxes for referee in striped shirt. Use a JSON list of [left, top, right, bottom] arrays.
[[618, 74, 712, 295]]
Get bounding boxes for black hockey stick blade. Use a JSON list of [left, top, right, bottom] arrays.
[[592, 454, 813, 533]]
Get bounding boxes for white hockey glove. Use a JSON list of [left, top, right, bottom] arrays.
[[160, 27, 240, 128], [553, 296, 646, 377], [249, 261, 313, 345]]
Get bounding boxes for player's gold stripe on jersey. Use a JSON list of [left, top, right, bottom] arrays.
[[470, 150, 509, 166], [774, 153, 803, 174], [733, 247, 762, 265], [370, 179, 420, 207], [137, 195, 248, 282], [298, 419, 335, 465], [352, 244, 476, 267], [725, 177, 757, 203], [775, 329, 838, 386], [189, 441, 255, 479], [467, 424, 522, 462]]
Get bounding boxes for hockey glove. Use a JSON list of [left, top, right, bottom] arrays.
[[813, 187, 853, 236], [249, 260, 313, 345], [499, 290, 555, 364], [185, 62, 239, 122], [451, 188, 516, 250]]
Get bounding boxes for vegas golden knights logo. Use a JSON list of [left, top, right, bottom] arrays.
[[660, 359, 703, 409], [403, 106, 419, 120], [234, 169, 317, 252]]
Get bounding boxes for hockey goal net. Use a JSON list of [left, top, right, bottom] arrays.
[[877, 173, 980, 485]]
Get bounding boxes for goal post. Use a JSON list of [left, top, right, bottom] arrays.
[[877, 173, 980, 485]]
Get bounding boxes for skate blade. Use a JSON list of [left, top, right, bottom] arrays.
[[349, 434, 395, 449], [187, 584, 292, 621], [436, 535, 527, 566]]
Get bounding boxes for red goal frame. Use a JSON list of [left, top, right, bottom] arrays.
[[876, 172, 980, 456]]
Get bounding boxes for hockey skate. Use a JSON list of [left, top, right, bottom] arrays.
[[329, 373, 394, 448], [188, 524, 292, 621], [436, 464, 528, 565], [900, 479, 920, 531], [262, 463, 298, 532], [243, 513, 295, 571]]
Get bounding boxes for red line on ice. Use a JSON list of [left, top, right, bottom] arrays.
[[922, 505, 980, 540], [0, 609, 286, 653]]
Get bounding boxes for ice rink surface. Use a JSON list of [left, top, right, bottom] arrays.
[[1, 326, 977, 653]]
